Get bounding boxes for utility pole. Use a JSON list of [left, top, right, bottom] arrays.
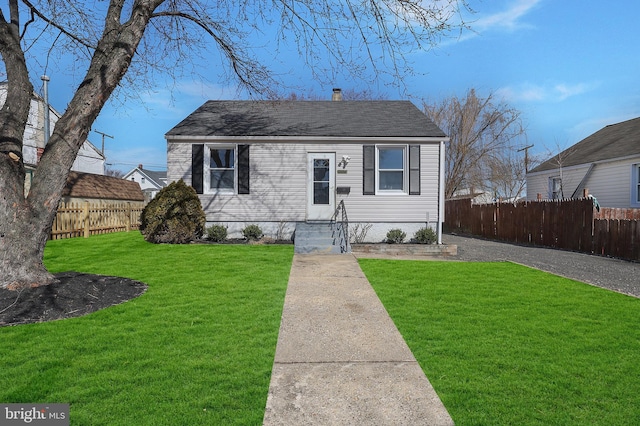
[[93, 130, 114, 155], [518, 144, 534, 172]]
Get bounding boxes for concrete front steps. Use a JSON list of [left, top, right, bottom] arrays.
[[294, 222, 351, 254]]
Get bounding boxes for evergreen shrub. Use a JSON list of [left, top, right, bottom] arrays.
[[206, 224, 228, 242], [414, 227, 437, 244], [139, 180, 205, 244], [386, 228, 406, 244], [242, 224, 263, 241]]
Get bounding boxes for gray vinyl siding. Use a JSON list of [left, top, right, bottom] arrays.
[[526, 164, 590, 200], [580, 159, 635, 208], [167, 139, 442, 223], [526, 156, 640, 207], [335, 143, 440, 222]]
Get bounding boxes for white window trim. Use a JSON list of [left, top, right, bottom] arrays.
[[632, 164, 640, 207], [376, 145, 408, 195], [549, 176, 562, 200], [204, 145, 237, 194]]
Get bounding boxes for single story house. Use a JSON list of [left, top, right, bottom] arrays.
[[165, 93, 448, 243], [526, 116, 640, 208], [123, 164, 167, 203]]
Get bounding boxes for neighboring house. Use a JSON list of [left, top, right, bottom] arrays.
[[527, 117, 640, 208], [0, 82, 106, 193], [165, 95, 448, 243], [448, 189, 495, 204], [61, 171, 144, 204], [123, 164, 167, 203]]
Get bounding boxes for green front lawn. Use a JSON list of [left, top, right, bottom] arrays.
[[0, 232, 293, 425], [359, 259, 640, 426], [4, 234, 638, 425]]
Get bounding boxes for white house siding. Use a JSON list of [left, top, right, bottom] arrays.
[[168, 139, 442, 241], [332, 142, 439, 220], [577, 158, 637, 208], [527, 157, 640, 208], [0, 85, 104, 176], [72, 141, 105, 175], [527, 164, 590, 201], [22, 98, 45, 165]]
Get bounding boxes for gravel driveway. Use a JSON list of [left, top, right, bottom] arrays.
[[442, 233, 640, 298]]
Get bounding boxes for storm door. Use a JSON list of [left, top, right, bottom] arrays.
[[307, 153, 336, 221]]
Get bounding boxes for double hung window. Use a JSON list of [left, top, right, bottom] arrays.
[[207, 147, 235, 192], [191, 144, 250, 195], [363, 145, 420, 195], [378, 147, 405, 191]]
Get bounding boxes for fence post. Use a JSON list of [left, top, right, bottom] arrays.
[[126, 202, 131, 232], [83, 201, 90, 238]]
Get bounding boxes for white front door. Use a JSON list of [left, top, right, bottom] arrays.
[[307, 153, 336, 221]]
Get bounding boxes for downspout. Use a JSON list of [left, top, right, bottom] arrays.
[[570, 163, 596, 199], [437, 140, 446, 244]]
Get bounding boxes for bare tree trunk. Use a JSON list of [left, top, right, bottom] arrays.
[[0, 0, 163, 290], [0, 2, 52, 289]]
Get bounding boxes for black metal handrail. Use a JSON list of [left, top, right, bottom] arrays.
[[330, 200, 350, 253]]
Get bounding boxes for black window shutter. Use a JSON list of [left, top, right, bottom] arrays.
[[363, 145, 375, 195], [192, 144, 204, 194], [409, 145, 420, 195], [238, 144, 250, 194]]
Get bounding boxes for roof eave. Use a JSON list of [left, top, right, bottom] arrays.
[[164, 135, 449, 143], [527, 152, 640, 175]]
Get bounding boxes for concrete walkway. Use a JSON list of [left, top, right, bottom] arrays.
[[263, 254, 453, 425]]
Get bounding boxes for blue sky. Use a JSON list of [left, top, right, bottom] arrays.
[[39, 0, 640, 173]]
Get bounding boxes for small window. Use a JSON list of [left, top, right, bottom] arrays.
[[637, 167, 640, 203], [141, 177, 145, 184], [207, 147, 235, 192], [550, 177, 562, 200], [378, 147, 406, 192], [632, 164, 640, 207]]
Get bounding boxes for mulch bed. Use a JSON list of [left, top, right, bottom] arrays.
[[0, 272, 147, 327]]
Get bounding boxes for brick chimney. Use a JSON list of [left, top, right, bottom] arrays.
[[138, 164, 143, 169], [332, 88, 342, 101]]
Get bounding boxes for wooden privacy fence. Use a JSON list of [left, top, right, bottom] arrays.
[[51, 201, 145, 240], [445, 198, 640, 261]]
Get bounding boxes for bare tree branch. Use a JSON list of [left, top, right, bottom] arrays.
[[423, 89, 525, 199], [20, 0, 97, 48]]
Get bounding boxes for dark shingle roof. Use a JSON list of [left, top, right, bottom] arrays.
[[139, 168, 167, 187], [63, 172, 145, 201], [166, 101, 446, 138], [531, 116, 640, 173]]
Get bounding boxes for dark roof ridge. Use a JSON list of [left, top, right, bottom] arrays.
[[166, 100, 446, 138], [530, 116, 640, 173]]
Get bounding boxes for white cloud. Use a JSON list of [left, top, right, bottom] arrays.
[[474, 0, 542, 33], [553, 83, 593, 101], [446, 0, 542, 44], [497, 81, 599, 103]]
